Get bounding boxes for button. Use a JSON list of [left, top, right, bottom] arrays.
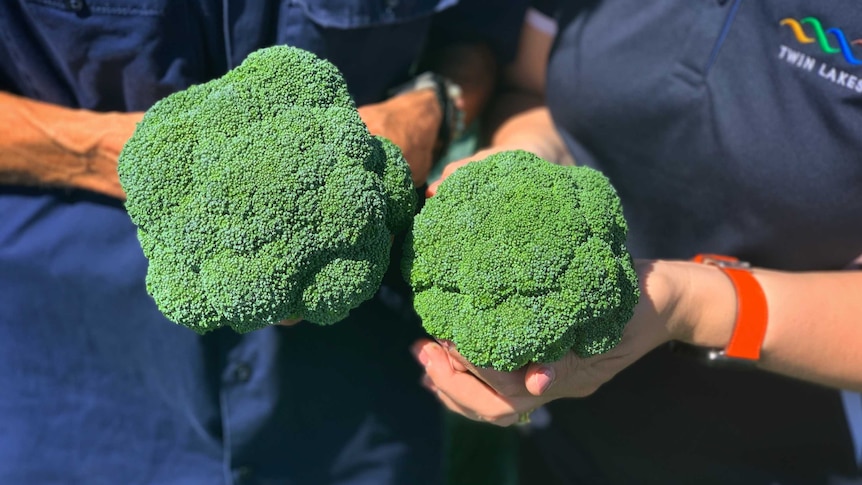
[[233, 363, 252, 383]]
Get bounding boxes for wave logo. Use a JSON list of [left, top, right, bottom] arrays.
[[780, 17, 862, 65]]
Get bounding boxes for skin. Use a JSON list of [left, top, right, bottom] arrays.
[[0, 88, 441, 199], [0, 90, 430, 329], [414, 260, 862, 426], [0, 42, 498, 329], [414, 19, 862, 427], [0, 41, 496, 194]]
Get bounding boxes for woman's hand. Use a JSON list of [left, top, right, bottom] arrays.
[[411, 260, 677, 426]]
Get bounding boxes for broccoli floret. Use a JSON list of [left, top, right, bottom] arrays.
[[118, 45, 416, 334], [403, 150, 638, 371]]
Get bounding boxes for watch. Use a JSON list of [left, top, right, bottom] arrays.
[[671, 254, 769, 368], [388, 72, 466, 155]]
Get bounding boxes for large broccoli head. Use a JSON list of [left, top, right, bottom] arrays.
[[403, 151, 639, 371], [118, 45, 416, 333]]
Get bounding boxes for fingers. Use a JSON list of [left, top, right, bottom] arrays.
[[428, 380, 523, 427], [277, 318, 302, 326], [434, 339, 525, 396], [412, 339, 536, 426], [425, 158, 475, 197], [524, 363, 556, 396], [524, 352, 607, 399], [426, 180, 440, 198]]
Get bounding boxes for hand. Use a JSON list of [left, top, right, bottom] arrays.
[[358, 89, 442, 187], [277, 318, 302, 327], [412, 260, 675, 426], [426, 141, 558, 197], [426, 147, 504, 197]]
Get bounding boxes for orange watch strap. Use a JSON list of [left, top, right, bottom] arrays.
[[692, 254, 768, 361]]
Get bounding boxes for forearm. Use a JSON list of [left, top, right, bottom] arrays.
[[483, 93, 572, 165], [652, 259, 862, 391], [0, 91, 141, 199], [459, 20, 572, 165], [361, 42, 503, 186], [422, 41, 496, 127]]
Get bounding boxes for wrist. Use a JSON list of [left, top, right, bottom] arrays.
[[655, 259, 738, 348], [389, 72, 465, 154], [97, 111, 143, 155]]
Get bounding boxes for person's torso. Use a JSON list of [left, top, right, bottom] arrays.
[[531, 2, 862, 483], [0, 2, 463, 483], [547, 0, 862, 270], [0, 0, 457, 109]]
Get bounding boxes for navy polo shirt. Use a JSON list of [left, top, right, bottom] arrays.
[[0, 1, 525, 484], [521, 1, 862, 484]]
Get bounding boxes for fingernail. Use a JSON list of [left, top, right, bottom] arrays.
[[534, 367, 555, 395], [417, 349, 430, 368], [438, 339, 453, 351], [411, 342, 430, 367]]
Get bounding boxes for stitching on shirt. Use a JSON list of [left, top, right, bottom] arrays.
[[25, 0, 165, 16], [704, 0, 743, 73]]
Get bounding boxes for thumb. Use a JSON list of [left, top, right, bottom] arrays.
[[524, 363, 556, 397], [426, 180, 440, 198]]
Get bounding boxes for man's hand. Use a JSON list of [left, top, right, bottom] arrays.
[[359, 89, 443, 187]]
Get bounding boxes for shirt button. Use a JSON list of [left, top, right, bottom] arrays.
[[233, 363, 252, 383]]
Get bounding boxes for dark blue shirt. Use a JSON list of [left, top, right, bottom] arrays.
[[524, 1, 862, 484], [0, 1, 525, 484]]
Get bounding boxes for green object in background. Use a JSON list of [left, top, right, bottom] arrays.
[[429, 124, 519, 485]]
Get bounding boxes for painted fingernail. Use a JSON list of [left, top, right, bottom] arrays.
[[534, 366, 555, 395], [411, 342, 430, 367], [417, 349, 430, 367]]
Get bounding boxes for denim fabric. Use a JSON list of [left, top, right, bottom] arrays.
[[0, 1, 527, 483]]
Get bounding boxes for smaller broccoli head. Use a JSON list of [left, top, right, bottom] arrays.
[[403, 150, 638, 371], [119, 45, 416, 334]]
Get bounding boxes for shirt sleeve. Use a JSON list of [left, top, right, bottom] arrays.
[[526, 6, 557, 37]]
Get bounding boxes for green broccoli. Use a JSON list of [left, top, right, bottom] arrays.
[[403, 150, 639, 371], [118, 45, 416, 334]]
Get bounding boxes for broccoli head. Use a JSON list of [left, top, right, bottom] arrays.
[[403, 150, 638, 371], [118, 45, 416, 333]]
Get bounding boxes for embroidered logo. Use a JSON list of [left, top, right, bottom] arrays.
[[780, 17, 862, 65], [778, 16, 862, 93]]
